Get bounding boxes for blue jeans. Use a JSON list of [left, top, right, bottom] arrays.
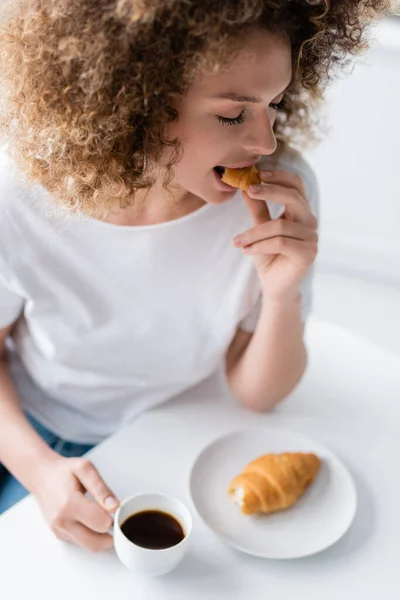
[[0, 414, 95, 515]]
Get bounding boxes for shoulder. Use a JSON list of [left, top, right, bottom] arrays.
[[0, 146, 55, 263], [0, 146, 53, 226], [0, 146, 30, 222], [0, 147, 23, 238], [258, 146, 320, 220]]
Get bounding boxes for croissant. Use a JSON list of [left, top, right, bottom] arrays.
[[221, 166, 261, 190], [228, 452, 321, 515]]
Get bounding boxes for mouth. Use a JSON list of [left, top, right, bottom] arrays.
[[213, 165, 234, 192], [213, 166, 226, 178], [213, 160, 259, 178]]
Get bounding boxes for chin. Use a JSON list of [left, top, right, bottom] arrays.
[[197, 176, 238, 205], [204, 190, 237, 205], [205, 181, 238, 205], [177, 171, 238, 206]]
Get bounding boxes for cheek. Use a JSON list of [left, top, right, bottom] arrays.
[[175, 147, 211, 187], [167, 116, 238, 188], [179, 125, 221, 170], [178, 111, 231, 150]]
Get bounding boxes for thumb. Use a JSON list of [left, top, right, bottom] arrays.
[[73, 459, 119, 512], [243, 191, 271, 226]]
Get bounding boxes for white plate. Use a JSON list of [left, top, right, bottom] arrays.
[[189, 427, 357, 559]]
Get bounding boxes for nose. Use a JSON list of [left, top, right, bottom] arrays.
[[242, 112, 277, 156]]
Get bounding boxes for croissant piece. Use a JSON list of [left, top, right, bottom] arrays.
[[228, 452, 321, 515], [221, 166, 261, 190]]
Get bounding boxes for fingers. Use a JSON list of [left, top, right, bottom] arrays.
[[242, 191, 271, 226], [72, 459, 119, 513], [49, 497, 114, 552], [70, 492, 113, 534], [259, 169, 307, 198], [247, 183, 313, 226], [242, 237, 318, 266], [246, 168, 317, 228], [67, 521, 114, 553], [233, 219, 317, 248]]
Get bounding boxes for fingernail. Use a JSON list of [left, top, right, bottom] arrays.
[[104, 496, 118, 510], [233, 237, 244, 246], [249, 184, 262, 193], [260, 170, 273, 178]]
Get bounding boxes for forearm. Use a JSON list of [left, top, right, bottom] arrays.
[[227, 294, 307, 411], [0, 357, 57, 493]]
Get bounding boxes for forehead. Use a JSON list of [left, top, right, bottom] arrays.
[[190, 30, 292, 99]]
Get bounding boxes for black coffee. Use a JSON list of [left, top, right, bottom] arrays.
[[121, 510, 185, 550]]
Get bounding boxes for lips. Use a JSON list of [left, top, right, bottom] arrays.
[[213, 160, 260, 177], [225, 162, 259, 169], [214, 166, 225, 177], [213, 161, 260, 192], [214, 166, 225, 179], [213, 168, 236, 191]]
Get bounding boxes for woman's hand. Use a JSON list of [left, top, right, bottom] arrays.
[[33, 454, 119, 553], [233, 169, 318, 303]]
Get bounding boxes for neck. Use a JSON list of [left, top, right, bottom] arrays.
[[101, 178, 206, 227]]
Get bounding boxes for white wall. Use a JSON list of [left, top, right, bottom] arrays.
[[305, 17, 400, 287]]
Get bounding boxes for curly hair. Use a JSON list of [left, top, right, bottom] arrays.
[[0, 0, 388, 216]]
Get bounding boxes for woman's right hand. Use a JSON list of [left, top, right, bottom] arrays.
[[33, 454, 119, 552]]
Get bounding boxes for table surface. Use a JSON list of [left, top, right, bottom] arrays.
[[1, 316, 399, 600]]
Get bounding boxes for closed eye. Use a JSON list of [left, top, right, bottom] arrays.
[[217, 98, 287, 126], [270, 99, 286, 111], [217, 111, 246, 126]]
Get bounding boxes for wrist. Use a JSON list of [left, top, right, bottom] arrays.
[[261, 290, 302, 312], [23, 445, 60, 495]]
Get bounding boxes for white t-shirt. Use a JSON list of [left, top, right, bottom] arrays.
[[0, 147, 319, 444]]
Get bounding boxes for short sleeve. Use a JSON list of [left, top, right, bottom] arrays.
[[0, 270, 24, 328], [0, 150, 25, 327], [238, 148, 320, 332], [0, 249, 24, 329]]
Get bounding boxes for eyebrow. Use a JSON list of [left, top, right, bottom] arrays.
[[212, 85, 291, 104], [213, 93, 262, 103]]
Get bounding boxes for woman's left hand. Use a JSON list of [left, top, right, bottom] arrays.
[[233, 169, 319, 302]]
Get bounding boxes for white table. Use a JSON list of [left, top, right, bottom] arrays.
[[1, 314, 399, 599]]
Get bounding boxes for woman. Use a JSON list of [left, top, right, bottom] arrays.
[[0, 0, 386, 550]]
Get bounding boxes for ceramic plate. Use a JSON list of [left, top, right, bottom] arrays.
[[189, 427, 357, 559]]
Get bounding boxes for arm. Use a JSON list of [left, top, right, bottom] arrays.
[[0, 324, 58, 491], [0, 324, 118, 551], [225, 167, 318, 412], [226, 295, 307, 412]]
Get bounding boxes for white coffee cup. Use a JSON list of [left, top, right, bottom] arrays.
[[113, 492, 193, 577]]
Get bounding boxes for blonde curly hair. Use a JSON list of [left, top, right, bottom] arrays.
[[0, 0, 387, 216]]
